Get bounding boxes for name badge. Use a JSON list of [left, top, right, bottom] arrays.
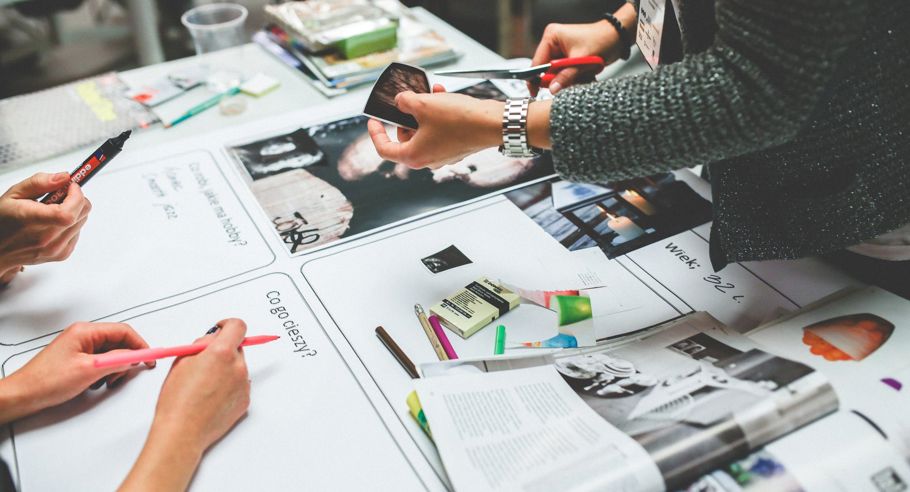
[[636, 0, 666, 69], [637, 0, 683, 70]]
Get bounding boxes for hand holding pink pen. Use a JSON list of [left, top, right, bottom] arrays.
[[93, 334, 280, 369]]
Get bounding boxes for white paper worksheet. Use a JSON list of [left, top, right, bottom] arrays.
[[0, 101, 861, 491], [0, 150, 275, 345], [3, 274, 425, 491]]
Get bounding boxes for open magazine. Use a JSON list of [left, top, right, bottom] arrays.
[[414, 298, 910, 492]]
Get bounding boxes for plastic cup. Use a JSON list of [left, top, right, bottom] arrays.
[[181, 3, 249, 54]]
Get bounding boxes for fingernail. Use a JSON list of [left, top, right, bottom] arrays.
[[549, 81, 562, 94], [53, 172, 70, 183], [205, 326, 219, 335]]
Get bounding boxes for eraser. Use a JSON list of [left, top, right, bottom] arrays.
[[430, 278, 520, 339], [241, 73, 280, 97]]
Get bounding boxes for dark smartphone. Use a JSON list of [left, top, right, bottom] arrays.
[[363, 62, 430, 130]]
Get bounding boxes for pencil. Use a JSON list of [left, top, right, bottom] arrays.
[[415, 304, 448, 361], [375, 326, 419, 379]]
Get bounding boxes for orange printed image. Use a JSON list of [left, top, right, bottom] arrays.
[[802, 313, 894, 362]]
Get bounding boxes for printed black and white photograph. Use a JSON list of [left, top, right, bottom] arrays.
[[362, 62, 430, 129], [454, 80, 509, 101], [504, 173, 713, 258], [421, 244, 472, 274], [551, 331, 835, 489], [228, 83, 554, 255], [230, 128, 326, 180]]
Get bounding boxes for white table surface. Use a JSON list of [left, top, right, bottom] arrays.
[[2, 7, 504, 176], [116, 7, 504, 151]]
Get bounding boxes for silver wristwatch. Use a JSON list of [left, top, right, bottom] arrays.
[[499, 98, 542, 158]]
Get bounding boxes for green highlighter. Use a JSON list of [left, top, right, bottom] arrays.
[[494, 325, 506, 355]]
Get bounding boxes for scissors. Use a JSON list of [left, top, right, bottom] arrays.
[[435, 56, 605, 88]]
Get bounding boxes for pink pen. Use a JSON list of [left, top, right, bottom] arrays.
[[93, 335, 280, 369], [428, 315, 458, 360]]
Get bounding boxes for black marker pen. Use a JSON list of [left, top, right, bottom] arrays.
[[41, 130, 131, 204]]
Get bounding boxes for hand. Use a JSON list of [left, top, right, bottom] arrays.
[[530, 17, 628, 95], [120, 319, 251, 492], [0, 172, 93, 282], [368, 84, 503, 169], [530, 3, 637, 95], [0, 322, 154, 423], [151, 318, 251, 453]]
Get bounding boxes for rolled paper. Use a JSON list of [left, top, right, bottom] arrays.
[[553, 295, 593, 326]]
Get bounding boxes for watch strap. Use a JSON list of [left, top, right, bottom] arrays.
[[500, 98, 542, 158]]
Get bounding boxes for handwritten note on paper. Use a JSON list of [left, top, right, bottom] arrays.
[[625, 231, 799, 331], [0, 150, 274, 344], [4, 274, 422, 491]]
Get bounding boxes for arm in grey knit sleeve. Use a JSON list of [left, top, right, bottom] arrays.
[[550, 0, 868, 182]]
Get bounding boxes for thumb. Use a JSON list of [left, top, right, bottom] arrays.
[[7, 172, 70, 199], [547, 67, 580, 94], [394, 91, 421, 115]]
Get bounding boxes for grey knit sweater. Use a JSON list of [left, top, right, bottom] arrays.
[[550, 0, 910, 270]]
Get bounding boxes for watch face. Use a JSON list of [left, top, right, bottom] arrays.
[[363, 62, 430, 130]]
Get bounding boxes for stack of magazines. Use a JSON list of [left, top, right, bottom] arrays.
[[256, 1, 458, 97], [411, 286, 910, 491]]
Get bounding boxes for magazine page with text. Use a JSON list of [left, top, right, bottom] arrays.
[[416, 313, 839, 491]]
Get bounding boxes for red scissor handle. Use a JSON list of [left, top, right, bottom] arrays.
[[540, 56, 606, 87]]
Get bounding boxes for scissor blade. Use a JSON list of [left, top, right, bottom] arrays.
[[434, 66, 544, 80]]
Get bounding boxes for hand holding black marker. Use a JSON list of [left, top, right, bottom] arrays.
[[41, 130, 131, 204]]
